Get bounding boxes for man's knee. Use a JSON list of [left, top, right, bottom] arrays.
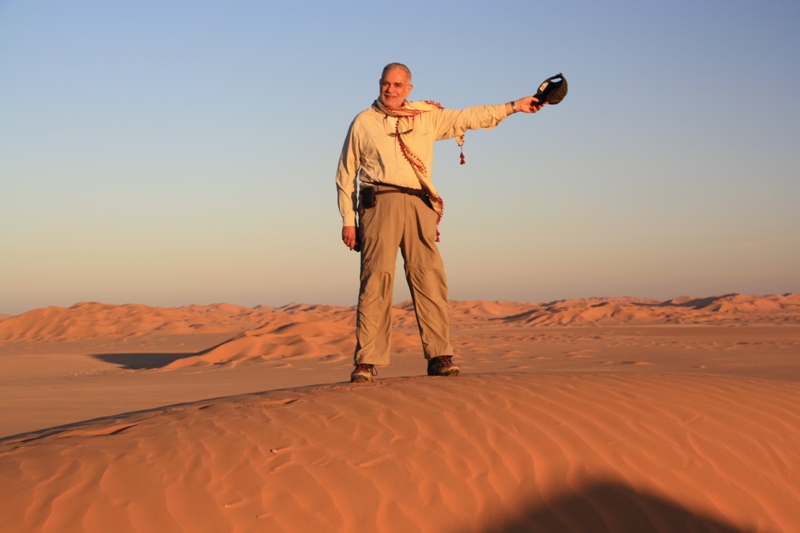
[[358, 268, 394, 303]]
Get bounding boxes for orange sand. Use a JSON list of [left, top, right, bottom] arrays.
[[1, 293, 799, 532]]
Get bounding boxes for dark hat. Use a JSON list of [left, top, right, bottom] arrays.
[[534, 73, 568, 105]]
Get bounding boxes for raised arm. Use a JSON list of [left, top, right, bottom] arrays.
[[433, 97, 545, 141]]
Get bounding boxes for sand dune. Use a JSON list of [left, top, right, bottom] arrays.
[[2, 373, 799, 532], [1, 293, 798, 374], [1, 294, 799, 532], [0, 302, 257, 343], [2, 293, 798, 347], [490, 293, 800, 327], [166, 318, 356, 368], [0, 301, 358, 344]]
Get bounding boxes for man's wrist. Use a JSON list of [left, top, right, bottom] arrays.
[[509, 100, 517, 113]]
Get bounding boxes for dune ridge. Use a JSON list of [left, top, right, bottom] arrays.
[[0, 301, 354, 344], [491, 293, 800, 327], [1, 294, 798, 347], [1, 373, 798, 532]]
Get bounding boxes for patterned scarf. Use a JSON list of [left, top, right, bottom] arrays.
[[372, 99, 464, 238]]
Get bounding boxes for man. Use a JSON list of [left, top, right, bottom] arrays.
[[336, 63, 544, 383]]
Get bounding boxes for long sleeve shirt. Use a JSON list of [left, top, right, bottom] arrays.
[[335, 103, 509, 227]]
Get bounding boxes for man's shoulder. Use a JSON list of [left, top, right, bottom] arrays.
[[346, 107, 381, 135], [352, 106, 379, 122]]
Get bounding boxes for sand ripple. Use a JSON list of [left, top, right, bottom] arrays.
[[2, 373, 798, 532]]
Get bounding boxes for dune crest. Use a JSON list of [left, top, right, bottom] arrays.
[[483, 292, 800, 326]]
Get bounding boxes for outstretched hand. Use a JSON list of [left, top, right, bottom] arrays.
[[510, 96, 545, 114]]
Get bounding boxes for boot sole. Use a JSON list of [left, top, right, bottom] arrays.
[[428, 368, 460, 377]]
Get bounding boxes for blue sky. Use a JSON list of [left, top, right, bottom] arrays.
[[1, 1, 798, 315]]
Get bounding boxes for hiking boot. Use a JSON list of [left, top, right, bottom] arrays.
[[350, 363, 377, 383], [427, 356, 460, 377]]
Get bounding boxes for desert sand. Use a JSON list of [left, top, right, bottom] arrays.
[[1, 293, 799, 532]]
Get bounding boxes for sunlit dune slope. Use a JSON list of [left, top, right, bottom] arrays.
[[2, 373, 798, 532]]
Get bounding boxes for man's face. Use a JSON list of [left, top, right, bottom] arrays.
[[378, 68, 413, 108]]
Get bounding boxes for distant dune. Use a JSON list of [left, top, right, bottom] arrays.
[[3, 294, 799, 342], [1, 294, 798, 368]]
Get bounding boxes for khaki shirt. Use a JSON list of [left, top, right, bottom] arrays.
[[335, 103, 509, 227]]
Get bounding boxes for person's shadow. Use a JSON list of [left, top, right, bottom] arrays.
[[479, 481, 748, 533]]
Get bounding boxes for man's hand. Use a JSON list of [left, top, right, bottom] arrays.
[[508, 96, 545, 114], [342, 226, 357, 250]]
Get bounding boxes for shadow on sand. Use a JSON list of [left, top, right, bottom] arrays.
[[480, 481, 745, 533], [91, 334, 239, 369], [90, 352, 202, 369]]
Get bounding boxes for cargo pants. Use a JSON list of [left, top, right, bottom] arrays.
[[354, 185, 454, 365]]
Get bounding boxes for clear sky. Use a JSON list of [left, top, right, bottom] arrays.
[[1, 1, 798, 315]]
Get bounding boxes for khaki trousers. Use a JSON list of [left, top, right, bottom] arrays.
[[355, 187, 454, 365]]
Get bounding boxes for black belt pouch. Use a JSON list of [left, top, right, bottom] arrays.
[[359, 187, 377, 210]]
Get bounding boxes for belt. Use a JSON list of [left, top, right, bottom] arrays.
[[370, 183, 427, 199]]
